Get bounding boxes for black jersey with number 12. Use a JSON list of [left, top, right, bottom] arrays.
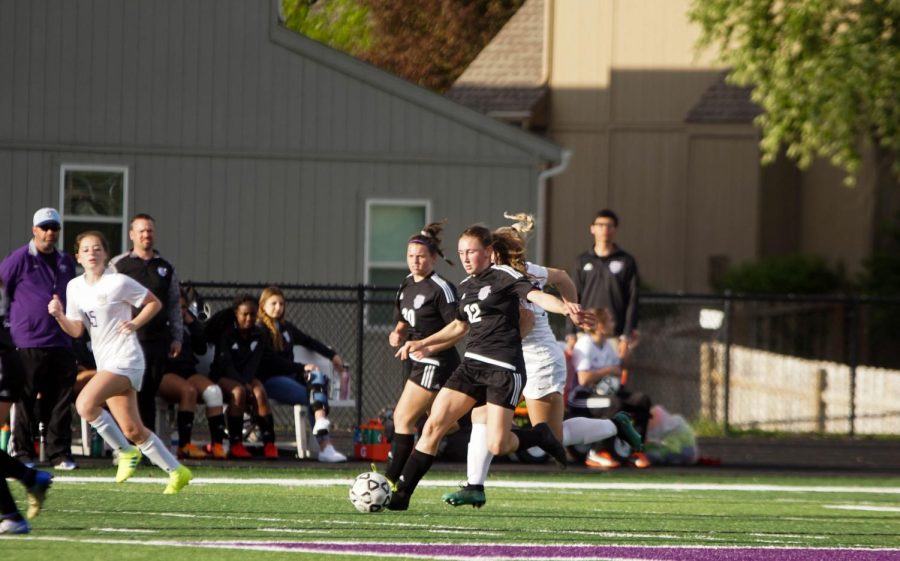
[[457, 265, 535, 372]]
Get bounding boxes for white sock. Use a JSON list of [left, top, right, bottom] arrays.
[[137, 432, 181, 473], [562, 417, 616, 447], [89, 409, 136, 453], [467, 423, 494, 486]]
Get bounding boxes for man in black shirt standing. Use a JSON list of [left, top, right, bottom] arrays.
[[567, 209, 639, 357], [110, 214, 182, 432]]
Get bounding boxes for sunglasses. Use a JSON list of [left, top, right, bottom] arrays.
[[38, 224, 61, 232]]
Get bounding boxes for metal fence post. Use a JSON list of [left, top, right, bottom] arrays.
[[847, 298, 858, 437], [356, 283, 365, 427], [722, 291, 733, 435]]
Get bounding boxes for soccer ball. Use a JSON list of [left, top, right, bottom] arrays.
[[349, 471, 392, 513]]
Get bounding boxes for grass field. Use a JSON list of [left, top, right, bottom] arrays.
[[4, 463, 900, 561]]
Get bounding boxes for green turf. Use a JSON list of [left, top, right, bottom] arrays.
[[4, 465, 899, 560]]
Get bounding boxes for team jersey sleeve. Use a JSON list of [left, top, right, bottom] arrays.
[[286, 322, 336, 360], [393, 282, 406, 325], [510, 275, 537, 301], [436, 282, 459, 325], [64, 281, 81, 321], [118, 274, 150, 307]]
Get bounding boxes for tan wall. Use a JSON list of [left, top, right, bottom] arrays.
[[800, 161, 875, 276], [546, 0, 728, 289], [686, 132, 761, 291]]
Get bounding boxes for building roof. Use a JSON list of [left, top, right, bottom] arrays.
[[271, 0, 561, 161], [685, 72, 763, 124], [445, 0, 547, 117]]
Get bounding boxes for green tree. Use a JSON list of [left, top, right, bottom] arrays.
[[281, 0, 372, 55], [689, 0, 900, 185]]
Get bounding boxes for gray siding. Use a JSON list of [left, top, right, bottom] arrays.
[[1, 0, 559, 283]]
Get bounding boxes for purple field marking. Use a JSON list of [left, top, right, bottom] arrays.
[[192, 541, 900, 561]]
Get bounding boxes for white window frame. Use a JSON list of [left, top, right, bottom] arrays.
[[364, 198, 431, 328], [58, 164, 130, 255]]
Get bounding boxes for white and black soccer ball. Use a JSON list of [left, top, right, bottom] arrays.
[[349, 471, 392, 513]]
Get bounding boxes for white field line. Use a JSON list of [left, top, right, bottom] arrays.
[[825, 504, 900, 513], [55, 476, 900, 494]]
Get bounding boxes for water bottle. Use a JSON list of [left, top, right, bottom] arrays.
[[90, 427, 104, 458], [329, 369, 341, 401], [0, 424, 9, 452], [339, 366, 351, 400], [38, 421, 47, 462]]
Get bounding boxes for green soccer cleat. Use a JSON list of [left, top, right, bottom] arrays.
[[442, 485, 486, 509], [612, 411, 644, 452], [163, 465, 193, 495], [116, 449, 142, 483], [25, 471, 53, 519]]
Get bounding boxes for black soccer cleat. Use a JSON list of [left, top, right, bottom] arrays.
[[533, 422, 567, 468], [386, 490, 410, 511], [612, 411, 644, 452]]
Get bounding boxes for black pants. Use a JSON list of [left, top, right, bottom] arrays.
[[137, 339, 169, 432], [13, 347, 76, 462]]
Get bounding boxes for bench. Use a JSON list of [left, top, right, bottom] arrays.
[[79, 344, 355, 460]]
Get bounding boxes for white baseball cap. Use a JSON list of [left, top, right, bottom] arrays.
[[33, 207, 61, 228]]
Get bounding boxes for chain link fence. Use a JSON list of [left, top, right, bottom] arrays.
[[630, 293, 900, 436], [188, 283, 900, 438]]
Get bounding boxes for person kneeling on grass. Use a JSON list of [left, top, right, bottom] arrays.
[[49, 231, 191, 494]]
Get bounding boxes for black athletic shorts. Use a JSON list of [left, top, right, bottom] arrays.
[[408, 352, 460, 392], [165, 363, 197, 379], [443, 359, 525, 410], [0, 348, 25, 403]]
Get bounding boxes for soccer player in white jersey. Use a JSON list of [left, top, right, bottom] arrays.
[[443, 214, 642, 508], [385, 221, 461, 485], [47, 231, 192, 494], [387, 224, 594, 511]]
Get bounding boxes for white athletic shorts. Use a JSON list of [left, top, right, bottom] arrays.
[[522, 343, 566, 400], [98, 364, 144, 392]]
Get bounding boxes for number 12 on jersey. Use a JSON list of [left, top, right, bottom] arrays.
[[463, 303, 482, 323]]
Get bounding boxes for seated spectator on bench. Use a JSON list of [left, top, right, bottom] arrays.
[[208, 294, 277, 460], [569, 308, 651, 469], [159, 290, 227, 460], [257, 286, 347, 463]]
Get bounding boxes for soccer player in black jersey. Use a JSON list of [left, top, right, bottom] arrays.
[[387, 225, 594, 511], [385, 221, 461, 485]]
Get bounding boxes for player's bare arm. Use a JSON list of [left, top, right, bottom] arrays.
[[119, 292, 162, 334], [396, 318, 468, 360], [48, 294, 84, 338], [388, 321, 409, 348]]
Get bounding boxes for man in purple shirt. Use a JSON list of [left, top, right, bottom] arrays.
[[0, 208, 78, 470]]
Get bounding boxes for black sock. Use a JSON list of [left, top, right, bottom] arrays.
[[208, 414, 226, 444], [0, 479, 20, 519], [258, 414, 275, 444], [396, 449, 434, 497], [386, 433, 415, 483], [176, 411, 194, 447], [0, 450, 31, 484], [512, 426, 542, 450], [226, 415, 244, 444]]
